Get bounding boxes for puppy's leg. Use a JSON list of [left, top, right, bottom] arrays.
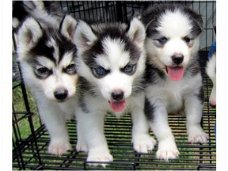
[[76, 109, 113, 166], [76, 121, 88, 152], [206, 54, 216, 106], [209, 73, 216, 106], [131, 93, 156, 153], [147, 100, 179, 160], [185, 94, 209, 144], [38, 101, 71, 156], [209, 83, 216, 106]]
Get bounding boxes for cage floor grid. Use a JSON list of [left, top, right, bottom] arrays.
[[13, 76, 216, 170]]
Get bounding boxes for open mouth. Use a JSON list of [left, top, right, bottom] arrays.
[[108, 100, 126, 112], [165, 66, 184, 81]]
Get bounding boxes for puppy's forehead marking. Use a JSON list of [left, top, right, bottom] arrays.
[[46, 37, 59, 63], [29, 33, 56, 63], [59, 52, 74, 67], [36, 56, 55, 68], [158, 10, 191, 37], [95, 54, 110, 69], [101, 37, 130, 68]]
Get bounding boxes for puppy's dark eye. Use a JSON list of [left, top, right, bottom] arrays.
[[64, 63, 76, 75], [91, 66, 110, 78], [35, 66, 52, 79], [121, 63, 137, 75], [183, 36, 192, 44], [156, 37, 168, 45], [37, 67, 49, 75]]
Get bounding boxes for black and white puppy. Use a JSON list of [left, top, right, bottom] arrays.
[[74, 18, 156, 165], [141, 4, 209, 160], [16, 1, 78, 155]]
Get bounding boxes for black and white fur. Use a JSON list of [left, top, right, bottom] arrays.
[[141, 4, 209, 160], [206, 53, 216, 106], [16, 3, 78, 155], [73, 18, 156, 165]]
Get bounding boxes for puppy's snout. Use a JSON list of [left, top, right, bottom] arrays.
[[172, 54, 184, 65], [54, 88, 68, 100], [111, 90, 124, 101]]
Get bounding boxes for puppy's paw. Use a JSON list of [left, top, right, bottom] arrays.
[[87, 146, 113, 167], [156, 139, 179, 161], [76, 141, 88, 152], [209, 99, 216, 107], [188, 127, 209, 144], [133, 134, 156, 153], [48, 139, 71, 156]]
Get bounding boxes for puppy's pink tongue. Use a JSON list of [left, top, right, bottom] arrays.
[[109, 100, 126, 112], [167, 67, 184, 81]]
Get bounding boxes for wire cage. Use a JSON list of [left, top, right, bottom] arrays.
[[13, 1, 216, 170]]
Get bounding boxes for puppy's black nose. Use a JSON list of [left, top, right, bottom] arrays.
[[54, 88, 68, 100], [111, 90, 124, 101], [172, 55, 184, 65]]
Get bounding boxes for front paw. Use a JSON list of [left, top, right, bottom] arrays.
[[87, 146, 113, 167], [48, 139, 71, 156], [188, 126, 209, 144], [156, 139, 179, 161], [76, 137, 88, 152], [76, 141, 88, 152], [133, 133, 156, 153]]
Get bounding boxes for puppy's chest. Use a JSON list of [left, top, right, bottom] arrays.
[[164, 84, 184, 112], [150, 81, 188, 113], [58, 98, 77, 120]]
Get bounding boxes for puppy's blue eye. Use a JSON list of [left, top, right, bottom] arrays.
[[183, 36, 193, 45], [121, 63, 136, 75], [156, 37, 168, 45], [91, 66, 110, 78]]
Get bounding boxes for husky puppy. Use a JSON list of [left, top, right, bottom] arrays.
[[74, 18, 156, 164], [141, 4, 209, 160], [16, 5, 78, 155]]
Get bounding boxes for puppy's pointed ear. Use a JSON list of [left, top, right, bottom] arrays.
[[127, 18, 146, 49], [185, 8, 203, 36], [193, 14, 203, 35], [74, 20, 97, 52], [17, 17, 43, 50], [60, 15, 77, 42]]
